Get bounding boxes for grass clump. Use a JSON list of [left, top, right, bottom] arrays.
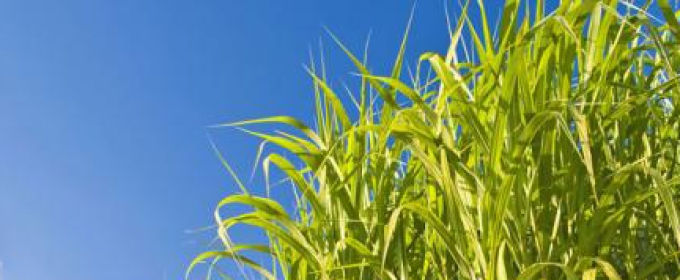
[[189, 0, 680, 279]]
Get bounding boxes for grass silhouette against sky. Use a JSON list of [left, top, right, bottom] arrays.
[[189, 0, 680, 279]]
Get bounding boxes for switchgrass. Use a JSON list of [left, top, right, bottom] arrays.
[[190, 0, 680, 279]]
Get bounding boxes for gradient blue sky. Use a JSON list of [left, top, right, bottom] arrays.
[[0, 0, 460, 279]]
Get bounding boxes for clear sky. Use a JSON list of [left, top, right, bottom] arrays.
[[0, 0, 456, 279]]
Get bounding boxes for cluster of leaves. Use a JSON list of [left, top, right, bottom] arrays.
[[190, 0, 680, 279]]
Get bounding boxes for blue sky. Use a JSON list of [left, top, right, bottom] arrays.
[[0, 0, 455, 279]]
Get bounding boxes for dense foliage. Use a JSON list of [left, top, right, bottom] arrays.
[[190, 0, 680, 279]]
